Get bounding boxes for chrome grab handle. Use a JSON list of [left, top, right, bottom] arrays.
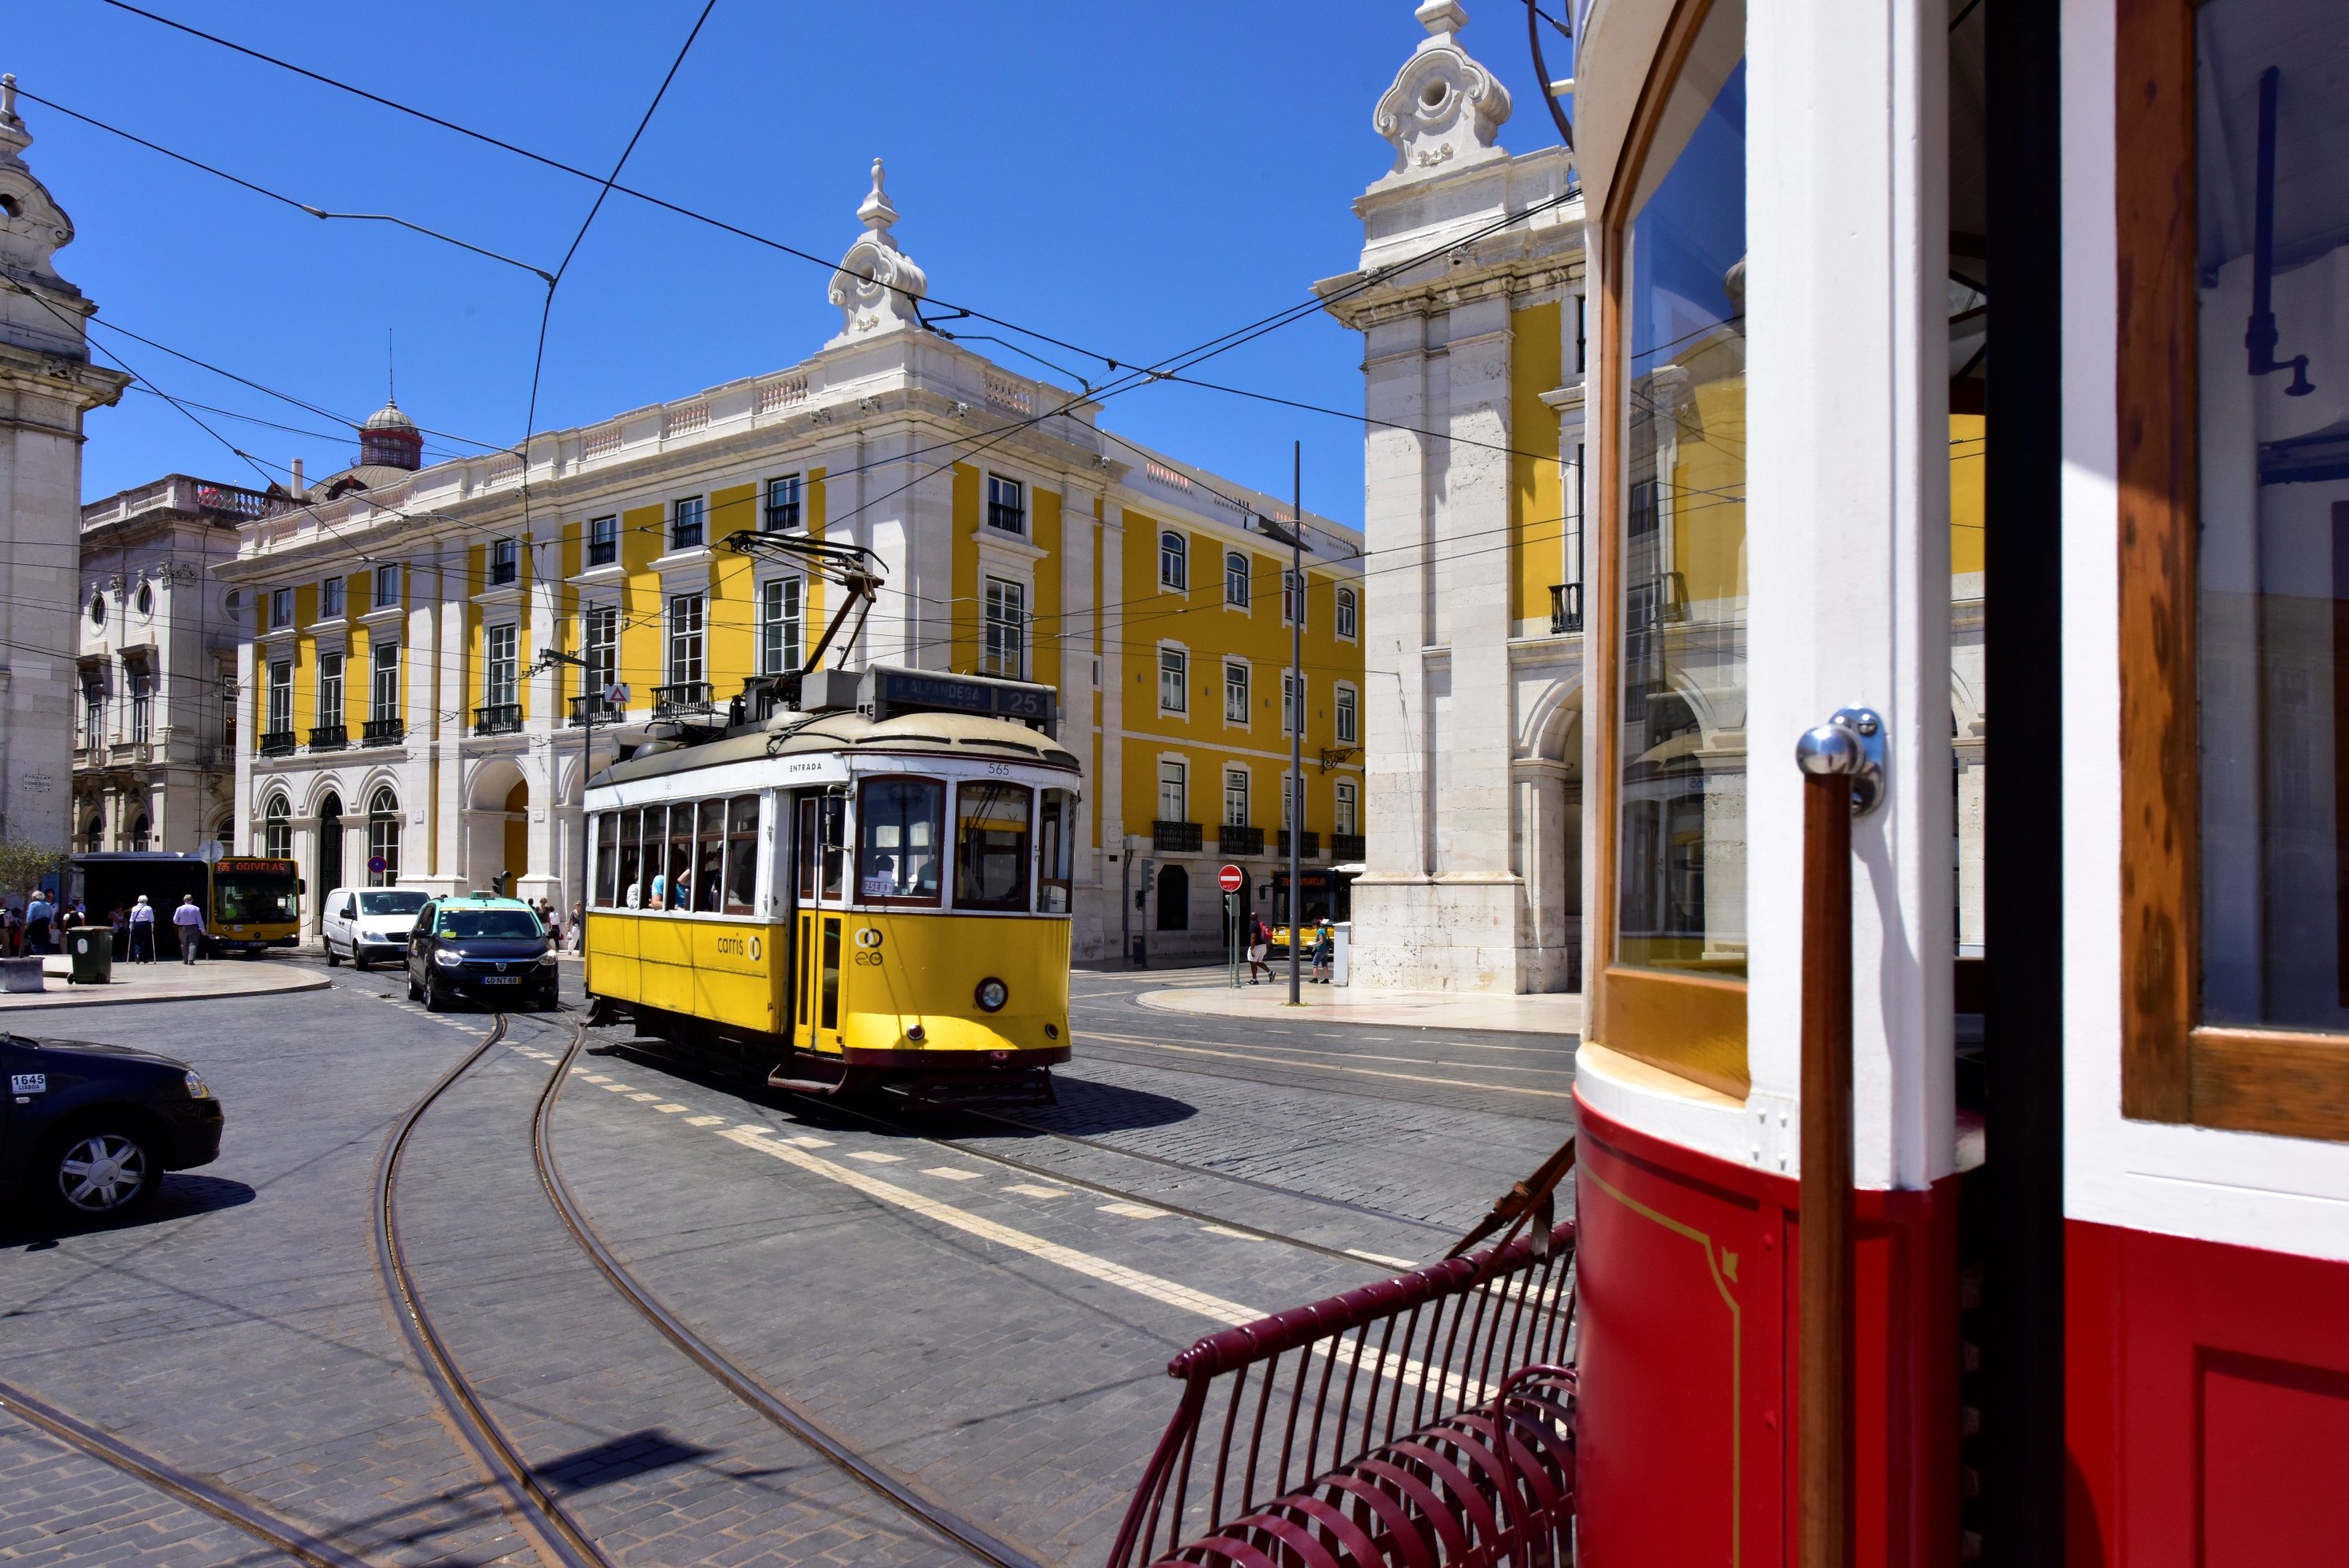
[[1795, 705, 1886, 817]]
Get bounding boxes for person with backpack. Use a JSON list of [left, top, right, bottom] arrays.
[[22, 891, 55, 955]]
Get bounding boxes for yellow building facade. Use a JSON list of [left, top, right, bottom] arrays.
[[219, 167, 1362, 961]]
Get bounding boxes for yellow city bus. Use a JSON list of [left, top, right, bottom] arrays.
[[73, 853, 304, 957]]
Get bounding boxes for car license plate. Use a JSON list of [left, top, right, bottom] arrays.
[[482, 975, 521, 985]]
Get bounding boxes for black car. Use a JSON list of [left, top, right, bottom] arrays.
[[405, 895, 561, 1011], [2, 1032, 225, 1219]]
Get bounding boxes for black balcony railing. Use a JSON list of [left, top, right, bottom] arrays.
[[362, 717, 405, 746], [1550, 581, 1584, 634], [763, 501, 801, 532], [653, 681, 713, 716], [569, 693, 619, 726], [1215, 823, 1264, 857], [1276, 831, 1320, 859], [259, 729, 297, 757], [1330, 833, 1366, 861], [473, 703, 523, 736], [308, 724, 348, 750], [1152, 820, 1202, 853]]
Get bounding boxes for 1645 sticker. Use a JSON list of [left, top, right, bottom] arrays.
[[11, 1074, 46, 1094]]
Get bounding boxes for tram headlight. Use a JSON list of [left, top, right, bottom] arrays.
[[974, 978, 1009, 1013]]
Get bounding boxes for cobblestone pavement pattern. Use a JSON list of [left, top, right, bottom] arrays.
[[0, 954, 1576, 1564]]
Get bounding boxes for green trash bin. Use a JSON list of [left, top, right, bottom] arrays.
[[66, 926, 114, 985]]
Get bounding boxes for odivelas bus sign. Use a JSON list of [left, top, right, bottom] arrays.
[[212, 859, 294, 874]]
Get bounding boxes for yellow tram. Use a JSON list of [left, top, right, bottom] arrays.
[[582, 705, 1080, 1100]]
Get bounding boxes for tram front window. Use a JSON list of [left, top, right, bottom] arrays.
[[955, 782, 1032, 913], [1616, 0, 1747, 976], [857, 778, 942, 905]]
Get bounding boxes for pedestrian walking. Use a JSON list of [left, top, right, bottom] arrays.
[[127, 895, 156, 963], [23, 891, 55, 955], [1310, 917, 1334, 983], [1246, 914, 1271, 983], [568, 902, 584, 953], [171, 894, 207, 964]]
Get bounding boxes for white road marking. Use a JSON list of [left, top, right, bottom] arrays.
[[1099, 1202, 1168, 1219], [1200, 1225, 1262, 1241], [922, 1167, 983, 1181], [600, 1083, 633, 1092], [653, 1103, 688, 1113], [1002, 1183, 1068, 1199], [846, 1150, 906, 1164], [583, 1075, 613, 1084], [626, 1092, 659, 1102], [720, 1129, 1261, 1327], [685, 1115, 726, 1127], [1345, 1248, 1419, 1269]]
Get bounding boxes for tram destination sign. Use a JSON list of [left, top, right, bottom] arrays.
[[871, 667, 1055, 729]]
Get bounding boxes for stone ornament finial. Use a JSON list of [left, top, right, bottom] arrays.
[[1372, 1, 1513, 187], [827, 156, 930, 347], [0, 69, 81, 279]]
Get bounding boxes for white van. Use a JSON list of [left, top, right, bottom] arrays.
[[321, 887, 431, 969]]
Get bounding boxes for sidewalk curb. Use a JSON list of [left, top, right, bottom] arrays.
[[1133, 985, 1582, 1037], [0, 966, 330, 1012]]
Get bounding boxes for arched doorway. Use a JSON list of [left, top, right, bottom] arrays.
[[503, 780, 529, 899], [128, 814, 151, 852], [84, 815, 103, 853], [318, 792, 345, 917], [262, 794, 293, 859], [367, 788, 401, 885], [1155, 863, 1190, 930]]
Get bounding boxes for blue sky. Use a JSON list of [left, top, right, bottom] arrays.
[[11, 1, 1573, 528]]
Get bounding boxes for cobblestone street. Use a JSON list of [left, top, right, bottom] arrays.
[[0, 958, 1576, 1566]]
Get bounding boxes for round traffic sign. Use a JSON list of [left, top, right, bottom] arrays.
[[1218, 863, 1245, 895], [367, 855, 388, 874]]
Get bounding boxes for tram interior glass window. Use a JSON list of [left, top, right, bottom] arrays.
[[955, 782, 1033, 912], [797, 795, 847, 901], [1616, 0, 1747, 977], [857, 779, 942, 905], [665, 808, 693, 912], [618, 808, 643, 908], [697, 800, 725, 913], [2195, 2, 2349, 1031], [725, 796, 759, 914], [1039, 789, 1075, 914], [596, 813, 618, 907]]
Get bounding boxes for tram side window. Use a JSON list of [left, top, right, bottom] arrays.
[[858, 779, 943, 905], [595, 813, 618, 907], [618, 808, 645, 908], [797, 795, 847, 901], [665, 807, 694, 912], [691, 800, 721, 913], [955, 781, 1032, 913], [726, 796, 759, 914], [1039, 788, 1075, 914]]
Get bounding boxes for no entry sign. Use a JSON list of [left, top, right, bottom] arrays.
[[1218, 864, 1245, 895]]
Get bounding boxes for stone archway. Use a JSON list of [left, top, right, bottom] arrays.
[[317, 793, 345, 926], [464, 757, 529, 898]]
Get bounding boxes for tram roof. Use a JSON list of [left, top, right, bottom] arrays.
[[588, 709, 1081, 790]]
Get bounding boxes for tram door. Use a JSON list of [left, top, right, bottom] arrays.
[[792, 791, 847, 1055]]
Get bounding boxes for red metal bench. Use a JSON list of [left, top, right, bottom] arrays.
[[1108, 1220, 1578, 1568]]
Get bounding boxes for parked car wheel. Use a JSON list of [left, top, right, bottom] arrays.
[[407, 970, 423, 1003], [38, 1121, 160, 1219], [326, 941, 341, 967], [424, 977, 448, 1012]]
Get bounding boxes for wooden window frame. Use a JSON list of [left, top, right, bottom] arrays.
[[1587, 0, 1751, 1101], [2116, 0, 2349, 1141]]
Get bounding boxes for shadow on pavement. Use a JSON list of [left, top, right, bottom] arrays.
[[0, 1174, 257, 1247]]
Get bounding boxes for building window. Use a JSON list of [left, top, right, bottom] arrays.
[[584, 606, 618, 697], [1158, 759, 1186, 823], [1336, 683, 1357, 745], [671, 496, 706, 551], [586, 515, 618, 567], [82, 679, 105, 747], [266, 660, 293, 734], [269, 587, 293, 630], [985, 474, 1024, 535], [1159, 648, 1187, 713], [321, 576, 345, 618], [1282, 671, 1303, 736], [367, 787, 401, 886], [764, 475, 801, 532], [1281, 569, 1303, 628], [373, 563, 401, 610], [484, 624, 518, 707], [1336, 587, 1357, 640], [1336, 780, 1358, 838], [489, 538, 519, 587], [1160, 531, 1188, 590], [982, 578, 1025, 679], [84, 815, 104, 853], [125, 667, 152, 745], [371, 642, 401, 721], [759, 578, 803, 676], [1224, 661, 1250, 725], [88, 590, 105, 629], [1575, 291, 1587, 375], [667, 594, 705, 686], [316, 654, 343, 727], [263, 795, 293, 859], [1226, 550, 1251, 608], [1222, 768, 1250, 828]]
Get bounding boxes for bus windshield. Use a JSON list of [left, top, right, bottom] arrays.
[[357, 890, 428, 917], [215, 874, 299, 925], [436, 910, 543, 940]]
